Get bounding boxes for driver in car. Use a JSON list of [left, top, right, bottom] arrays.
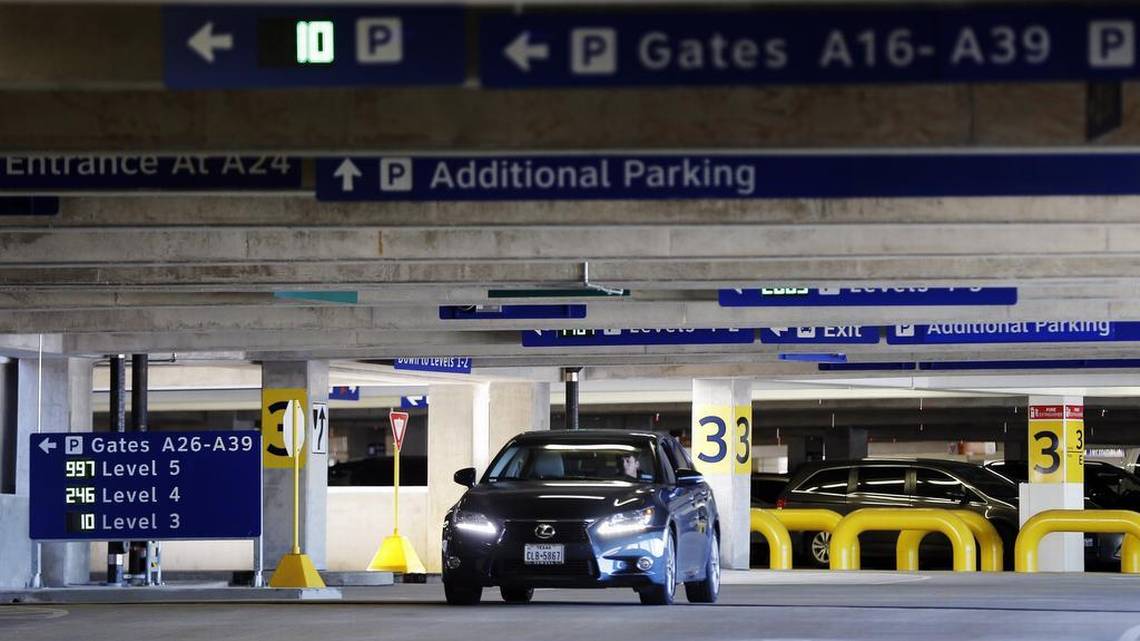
[[620, 453, 640, 480]]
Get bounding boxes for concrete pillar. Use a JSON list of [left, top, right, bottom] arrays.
[[1020, 396, 1085, 572], [261, 361, 329, 569], [825, 427, 868, 461], [41, 358, 93, 586], [785, 434, 824, 476], [691, 378, 752, 570], [426, 381, 550, 572]]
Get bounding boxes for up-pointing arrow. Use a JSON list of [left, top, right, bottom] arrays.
[[334, 159, 362, 192], [504, 31, 549, 72], [38, 438, 56, 454], [188, 22, 234, 64]]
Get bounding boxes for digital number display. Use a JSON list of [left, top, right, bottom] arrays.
[[258, 18, 335, 67], [761, 288, 810, 296], [65, 460, 95, 478], [557, 329, 599, 338], [65, 487, 95, 504], [66, 511, 95, 533]]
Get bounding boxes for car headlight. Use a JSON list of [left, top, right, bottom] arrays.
[[595, 507, 655, 536], [453, 510, 498, 537]]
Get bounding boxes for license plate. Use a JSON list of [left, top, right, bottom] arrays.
[[524, 544, 564, 565], [1085, 536, 1095, 548]]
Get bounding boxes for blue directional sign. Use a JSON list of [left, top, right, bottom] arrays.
[[329, 386, 360, 401], [0, 156, 302, 192], [401, 395, 429, 409], [759, 326, 880, 344], [394, 357, 472, 374], [316, 152, 1140, 202], [886, 321, 1140, 345], [29, 431, 261, 541], [721, 287, 1018, 307], [820, 359, 1140, 372], [481, 6, 1140, 87], [439, 304, 587, 320], [522, 328, 753, 347], [163, 5, 466, 89]]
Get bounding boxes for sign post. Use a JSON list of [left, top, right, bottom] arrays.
[[368, 409, 426, 574], [269, 399, 326, 588]]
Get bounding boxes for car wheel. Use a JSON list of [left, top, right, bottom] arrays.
[[443, 580, 483, 605], [809, 531, 831, 568], [639, 530, 677, 606], [500, 586, 534, 603], [684, 530, 720, 603]]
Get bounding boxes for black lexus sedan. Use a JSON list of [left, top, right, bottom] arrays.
[[441, 430, 720, 606]]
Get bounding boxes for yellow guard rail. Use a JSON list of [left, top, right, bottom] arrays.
[[749, 509, 793, 570], [830, 508, 977, 572], [896, 509, 1004, 572], [1015, 509, 1140, 573]]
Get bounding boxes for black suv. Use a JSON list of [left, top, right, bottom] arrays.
[[776, 459, 1023, 569]]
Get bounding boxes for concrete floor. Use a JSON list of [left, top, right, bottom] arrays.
[[4, 572, 1140, 641]]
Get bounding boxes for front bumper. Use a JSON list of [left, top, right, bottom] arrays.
[[443, 519, 670, 589]]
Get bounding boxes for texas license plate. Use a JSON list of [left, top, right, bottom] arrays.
[[524, 544, 564, 565]]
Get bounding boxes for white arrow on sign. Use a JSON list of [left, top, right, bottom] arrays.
[[769, 327, 788, 336], [333, 158, 362, 192], [38, 438, 56, 454], [504, 31, 549, 72], [188, 22, 234, 64]]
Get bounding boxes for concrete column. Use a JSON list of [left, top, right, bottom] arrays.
[[261, 361, 329, 569], [426, 381, 550, 572], [825, 427, 868, 461], [1020, 395, 1084, 572], [691, 378, 752, 570], [785, 434, 824, 476], [41, 358, 93, 586]]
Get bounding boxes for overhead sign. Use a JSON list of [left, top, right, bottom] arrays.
[[316, 152, 1140, 202], [389, 410, 410, 451], [439, 304, 587, 320], [311, 401, 329, 455], [522, 328, 753, 347], [481, 6, 1140, 88], [394, 357, 472, 374], [0, 197, 59, 216], [0, 155, 302, 192], [329, 386, 360, 401], [821, 358, 1140, 372], [759, 326, 879, 344], [400, 395, 428, 409], [261, 388, 308, 469], [886, 321, 1140, 345], [720, 287, 1018, 307], [29, 431, 261, 541], [163, 5, 466, 89]]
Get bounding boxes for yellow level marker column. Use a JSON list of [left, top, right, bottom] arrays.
[[369, 409, 427, 574]]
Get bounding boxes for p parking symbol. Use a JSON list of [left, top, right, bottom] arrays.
[[571, 28, 616, 75], [1089, 21, 1135, 68], [380, 158, 413, 192], [65, 436, 83, 455], [356, 18, 403, 64]]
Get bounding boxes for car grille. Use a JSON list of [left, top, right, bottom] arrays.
[[501, 520, 591, 544], [498, 559, 596, 576]]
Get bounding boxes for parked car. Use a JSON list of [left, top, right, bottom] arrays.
[[986, 458, 1137, 564], [749, 473, 789, 566], [442, 429, 720, 606], [773, 458, 1123, 569]]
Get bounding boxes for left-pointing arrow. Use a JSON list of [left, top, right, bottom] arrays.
[[38, 438, 56, 454], [188, 22, 234, 64]]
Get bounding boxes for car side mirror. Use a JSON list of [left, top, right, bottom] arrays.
[[676, 469, 704, 486], [454, 467, 477, 488]]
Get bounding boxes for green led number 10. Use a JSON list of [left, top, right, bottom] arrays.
[[296, 21, 334, 64]]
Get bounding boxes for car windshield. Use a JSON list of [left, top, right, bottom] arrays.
[[954, 465, 1019, 500], [1087, 464, 1140, 503], [485, 441, 657, 483]]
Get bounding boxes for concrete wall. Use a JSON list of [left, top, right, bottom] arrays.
[[0, 495, 30, 587]]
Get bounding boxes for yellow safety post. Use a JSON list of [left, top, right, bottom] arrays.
[[748, 509, 793, 570], [269, 399, 326, 588], [758, 508, 859, 566], [896, 510, 1003, 572], [830, 508, 977, 572], [368, 409, 426, 574], [1015, 509, 1140, 573]]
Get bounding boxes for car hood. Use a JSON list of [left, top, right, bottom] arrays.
[[458, 480, 662, 521]]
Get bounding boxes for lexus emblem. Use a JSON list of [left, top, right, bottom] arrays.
[[535, 523, 556, 539]]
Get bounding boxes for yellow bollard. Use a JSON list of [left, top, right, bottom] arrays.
[[830, 508, 977, 572], [896, 510, 1004, 572], [758, 508, 859, 566], [1015, 509, 1140, 573], [749, 509, 793, 570]]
